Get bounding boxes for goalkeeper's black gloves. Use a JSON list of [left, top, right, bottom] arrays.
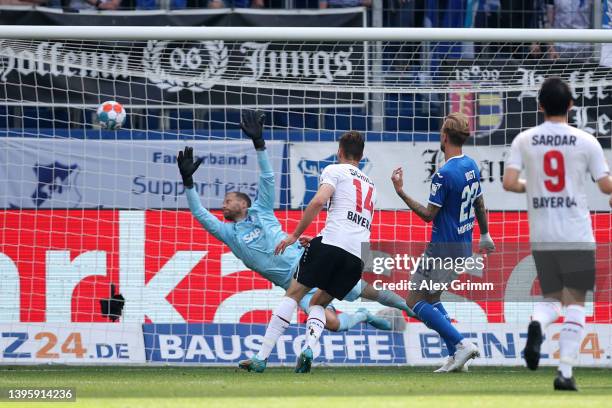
[[177, 146, 203, 189], [240, 110, 266, 150]]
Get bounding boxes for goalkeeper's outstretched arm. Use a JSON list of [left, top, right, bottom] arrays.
[[241, 110, 275, 211], [178, 146, 232, 243]]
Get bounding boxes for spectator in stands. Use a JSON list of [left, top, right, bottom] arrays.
[[135, 0, 187, 8], [208, 0, 264, 7], [487, 0, 544, 59], [546, 0, 593, 59], [319, 0, 371, 8], [0, 0, 46, 5], [51, 0, 122, 9]]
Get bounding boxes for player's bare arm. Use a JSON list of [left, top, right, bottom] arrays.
[[274, 183, 335, 254], [502, 168, 527, 193], [391, 167, 440, 222], [596, 174, 612, 194]]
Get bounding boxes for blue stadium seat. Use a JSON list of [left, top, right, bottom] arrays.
[[22, 107, 70, 129], [323, 107, 367, 131], [272, 109, 319, 130], [0, 106, 9, 130], [209, 109, 241, 130], [168, 109, 194, 130]]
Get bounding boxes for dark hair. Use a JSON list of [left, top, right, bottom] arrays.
[[338, 131, 365, 161], [232, 192, 252, 207], [538, 77, 573, 116], [442, 112, 470, 146]]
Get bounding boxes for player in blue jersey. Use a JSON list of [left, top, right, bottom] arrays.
[[176, 111, 412, 340], [391, 112, 496, 373]]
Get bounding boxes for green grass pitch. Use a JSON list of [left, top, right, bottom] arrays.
[[0, 366, 610, 408]]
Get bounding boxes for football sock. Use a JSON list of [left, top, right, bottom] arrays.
[[532, 299, 562, 328], [338, 310, 368, 331], [304, 305, 326, 351], [559, 304, 585, 378], [413, 300, 463, 348], [432, 301, 457, 356], [256, 296, 296, 360], [375, 289, 416, 316]]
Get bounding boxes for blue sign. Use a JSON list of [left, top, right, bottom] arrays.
[[143, 323, 406, 364]]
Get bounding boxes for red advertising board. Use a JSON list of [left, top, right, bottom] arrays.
[[1, 210, 610, 323]]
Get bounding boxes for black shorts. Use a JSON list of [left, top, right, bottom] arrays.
[[532, 250, 596, 294], [294, 236, 363, 300]]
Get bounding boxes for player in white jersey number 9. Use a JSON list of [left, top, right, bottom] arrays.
[[503, 77, 612, 391]]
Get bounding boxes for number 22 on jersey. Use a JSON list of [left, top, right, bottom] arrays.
[[460, 182, 479, 222]]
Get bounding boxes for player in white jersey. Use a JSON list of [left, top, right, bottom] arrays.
[[503, 77, 612, 391], [239, 131, 375, 374]]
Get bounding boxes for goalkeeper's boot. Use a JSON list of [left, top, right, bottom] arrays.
[[295, 347, 313, 373], [554, 371, 578, 391], [238, 355, 267, 373], [434, 356, 469, 373], [523, 321, 543, 371], [358, 308, 392, 331], [447, 341, 479, 372]]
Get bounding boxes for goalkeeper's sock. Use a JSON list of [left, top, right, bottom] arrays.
[[432, 301, 457, 356], [413, 300, 463, 348], [337, 310, 368, 331], [256, 296, 296, 360], [376, 289, 414, 315], [532, 299, 562, 329], [304, 305, 326, 351], [559, 305, 585, 379]]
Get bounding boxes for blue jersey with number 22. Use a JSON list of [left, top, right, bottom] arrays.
[[427, 154, 482, 255]]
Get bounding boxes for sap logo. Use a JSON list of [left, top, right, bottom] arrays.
[[243, 228, 262, 244], [297, 154, 370, 208], [31, 162, 81, 208]]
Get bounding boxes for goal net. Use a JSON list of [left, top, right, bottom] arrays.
[[0, 25, 610, 366]]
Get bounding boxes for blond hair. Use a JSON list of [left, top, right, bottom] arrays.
[[442, 112, 470, 146]]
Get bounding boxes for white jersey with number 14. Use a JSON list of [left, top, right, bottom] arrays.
[[318, 163, 376, 259], [507, 121, 610, 246]]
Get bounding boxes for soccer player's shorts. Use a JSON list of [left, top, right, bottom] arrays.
[[532, 250, 596, 294], [294, 236, 363, 300], [410, 255, 458, 294]]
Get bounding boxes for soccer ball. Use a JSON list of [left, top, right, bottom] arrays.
[[96, 101, 126, 130]]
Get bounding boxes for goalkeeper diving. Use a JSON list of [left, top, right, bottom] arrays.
[[177, 111, 412, 332]]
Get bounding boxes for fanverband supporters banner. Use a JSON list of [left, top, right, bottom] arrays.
[[439, 59, 612, 147], [0, 7, 366, 108], [0, 139, 284, 209]]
